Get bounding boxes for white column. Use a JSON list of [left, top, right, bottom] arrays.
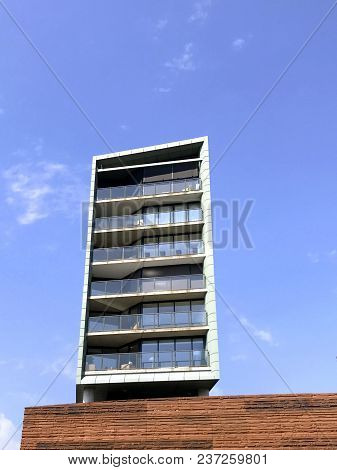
[[83, 388, 95, 403]]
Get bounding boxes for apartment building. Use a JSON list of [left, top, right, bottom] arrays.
[[76, 137, 219, 402]]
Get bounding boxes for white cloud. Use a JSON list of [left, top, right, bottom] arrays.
[[156, 18, 168, 30], [165, 42, 196, 71], [3, 160, 86, 225], [0, 413, 20, 450], [232, 38, 246, 50], [188, 0, 211, 23], [240, 317, 274, 345], [119, 124, 129, 131]]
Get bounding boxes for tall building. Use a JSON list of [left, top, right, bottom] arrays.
[[76, 137, 219, 403]]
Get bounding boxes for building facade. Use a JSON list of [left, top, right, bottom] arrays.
[[76, 137, 219, 403]]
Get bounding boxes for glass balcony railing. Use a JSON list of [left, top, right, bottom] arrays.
[[85, 350, 209, 371], [94, 208, 203, 231], [92, 240, 204, 263], [88, 311, 207, 333], [96, 178, 201, 201], [90, 274, 205, 297]]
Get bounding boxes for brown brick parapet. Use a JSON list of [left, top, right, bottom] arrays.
[[21, 393, 337, 450]]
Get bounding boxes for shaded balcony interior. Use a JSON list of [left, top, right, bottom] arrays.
[[96, 141, 202, 170], [95, 161, 201, 217]]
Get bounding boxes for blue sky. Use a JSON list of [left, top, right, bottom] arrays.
[[1, 0, 337, 448]]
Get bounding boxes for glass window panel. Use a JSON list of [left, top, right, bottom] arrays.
[[175, 301, 190, 313], [190, 275, 204, 290], [93, 249, 107, 262], [141, 352, 156, 368], [125, 185, 141, 198], [191, 300, 205, 312], [156, 181, 171, 194], [143, 244, 158, 258], [142, 314, 156, 328], [155, 277, 171, 291], [97, 188, 110, 200], [122, 279, 138, 294], [91, 282, 107, 296], [123, 246, 139, 259], [173, 241, 188, 256], [158, 207, 171, 225], [142, 341, 158, 352], [159, 302, 174, 313], [120, 315, 138, 330], [88, 317, 104, 332], [158, 313, 173, 327], [143, 184, 156, 196], [188, 209, 201, 222], [143, 212, 157, 226], [158, 242, 171, 257], [142, 303, 158, 314], [159, 340, 174, 351], [175, 312, 190, 326], [141, 278, 155, 292], [104, 316, 120, 331], [192, 338, 204, 350], [175, 339, 191, 351], [171, 276, 188, 290], [175, 351, 191, 367], [110, 187, 124, 199], [172, 180, 185, 193], [173, 209, 186, 224], [158, 351, 173, 368]]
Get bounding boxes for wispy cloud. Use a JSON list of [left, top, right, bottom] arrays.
[[156, 18, 168, 30], [232, 38, 246, 50], [240, 317, 275, 345], [165, 42, 196, 72], [188, 0, 211, 23], [119, 124, 129, 131], [3, 159, 86, 225], [307, 249, 337, 264], [41, 354, 77, 381], [0, 413, 20, 450]]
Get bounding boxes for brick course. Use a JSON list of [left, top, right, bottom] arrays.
[[21, 393, 337, 449]]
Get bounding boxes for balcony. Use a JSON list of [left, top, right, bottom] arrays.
[[91, 274, 205, 297], [90, 274, 206, 310], [88, 311, 207, 333], [92, 241, 205, 278], [96, 178, 201, 202], [94, 208, 202, 232], [85, 350, 209, 372]]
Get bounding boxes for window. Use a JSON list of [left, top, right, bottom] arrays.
[[141, 337, 206, 368]]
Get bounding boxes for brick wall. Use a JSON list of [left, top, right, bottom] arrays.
[[21, 393, 337, 449]]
